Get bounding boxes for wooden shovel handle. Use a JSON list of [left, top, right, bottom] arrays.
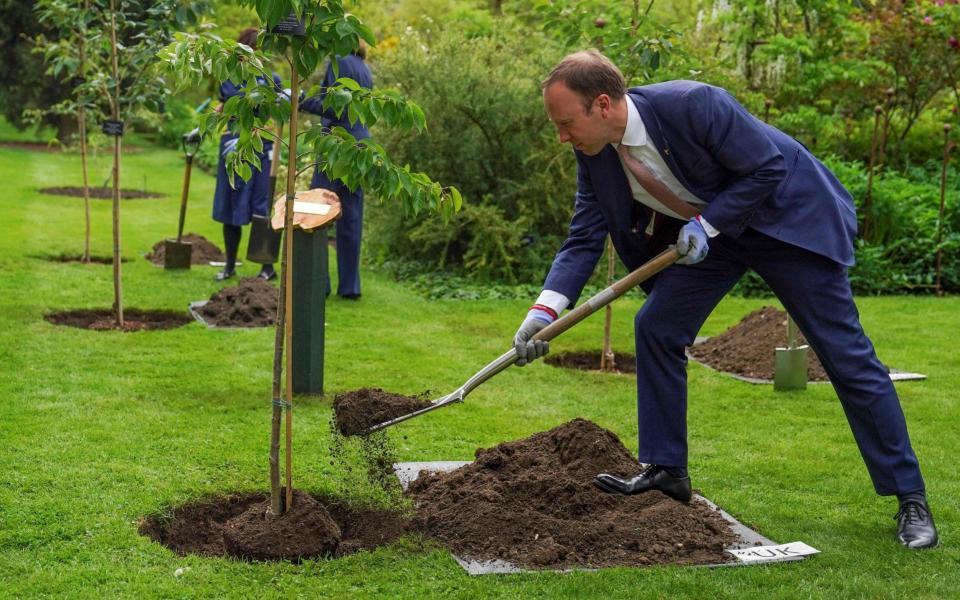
[[532, 247, 680, 342]]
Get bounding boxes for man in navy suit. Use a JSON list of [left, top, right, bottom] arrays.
[[514, 50, 937, 549]]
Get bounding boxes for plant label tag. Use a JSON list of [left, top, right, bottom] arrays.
[[102, 120, 124, 137], [271, 14, 306, 36], [727, 542, 819, 563], [293, 201, 331, 216]]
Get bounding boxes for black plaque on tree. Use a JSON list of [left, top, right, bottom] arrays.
[[101, 120, 124, 136], [271, 13, 306, 37]]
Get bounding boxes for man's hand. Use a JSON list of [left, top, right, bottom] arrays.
[[513, 305, 556, 366], [676, 217, 709, 265]]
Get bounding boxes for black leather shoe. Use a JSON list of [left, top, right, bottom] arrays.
[[896, 499, 939, 549], [594, 465, 692, 502], [257, 270, 276, 281]]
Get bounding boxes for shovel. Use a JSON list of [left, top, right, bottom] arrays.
[[163, 129, 202, 269], [364, 247, 681, 434], [774, 315, 808, 391]]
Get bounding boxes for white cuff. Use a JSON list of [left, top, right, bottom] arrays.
[[535, 290, 570, 314], [697, 215, 720, 238]]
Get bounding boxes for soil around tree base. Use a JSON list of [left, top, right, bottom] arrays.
[[688, 306, 829, 381], [138, 490, 411, 561], [145, 233, 225, 265], [410, 418, 737, 569], [545, 351, 637, 374], [39, 186, 163, 199], [333, 388, 433, 436], [40, 253, 129, 265], [44, 308, 192, 331]]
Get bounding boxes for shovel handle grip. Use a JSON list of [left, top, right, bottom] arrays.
[[532, 247, 680, 342]]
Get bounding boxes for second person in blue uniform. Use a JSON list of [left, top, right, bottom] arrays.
[[301, 42, 373, 299]]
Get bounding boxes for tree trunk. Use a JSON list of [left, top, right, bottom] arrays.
[[283, 67, 302, 512], [937, 125, 951, 296], [109, 0, 123, 327], [81, 0, 90, 263]]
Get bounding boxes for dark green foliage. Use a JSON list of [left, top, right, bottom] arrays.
[[0, 0, 74, 138], [367, 27, 573, 283]]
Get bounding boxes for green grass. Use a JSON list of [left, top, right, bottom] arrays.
[[0, 126, 957, 599]]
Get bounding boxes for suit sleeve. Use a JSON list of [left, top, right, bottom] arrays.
[[542, 154, 608, 307], [690, 86, 786, 238]]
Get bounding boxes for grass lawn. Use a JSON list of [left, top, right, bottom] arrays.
[[0, 122, 956, 599]]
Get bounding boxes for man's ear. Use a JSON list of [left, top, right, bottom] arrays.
[[596, 94, 612, 117]]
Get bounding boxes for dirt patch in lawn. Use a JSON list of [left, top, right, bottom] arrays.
[[197, 277, 277, 328], [333, 388, 433, 436], [139, 490, 411, 562], [44, 308, 192, 331], [545, 351, 637, 374], [687, 306, 829, 381], [41, 253, 128, 264], [145, 233, 225, 265], [409, 418, 737, 569], [39, 186, 163, 199], [0, 140, 63, 152]]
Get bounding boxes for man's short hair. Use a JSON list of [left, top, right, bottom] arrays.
[[542, 50, 626, 112]]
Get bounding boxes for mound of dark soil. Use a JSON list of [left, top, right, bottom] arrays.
[[139, 490, 411, 561], [545, 351, 637, 374], [197, 277, 277, 327], [688, 306, 828, 381], [333, 388, 433, 436], [39, 186, 162, 199], [145, 233, 225, 265], [409, 418, 737, 569], [44, 308, 191, 331]]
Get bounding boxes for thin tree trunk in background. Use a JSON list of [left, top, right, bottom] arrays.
[[79, 0, 90, 263], [108, 0, 123, 327], [937, 124, 951, 296], [864, 105, 882, 241]]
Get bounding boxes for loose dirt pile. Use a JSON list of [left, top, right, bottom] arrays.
[[39, 186, 161, 199], [688, 306, 828, 381], [145, 233, 225, 265], [139, 490, 410, 561], [410, 418, 737, 569], [333, 388, 433, 436], [44, 308, 191, 331], [197, 277, 278, 328], [545, 351, 637, 374]]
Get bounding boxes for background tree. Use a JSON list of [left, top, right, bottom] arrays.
[[32, 0, 107, 263]]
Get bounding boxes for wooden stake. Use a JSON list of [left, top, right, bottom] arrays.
[[108, 0, 123, 328], [283, 67, 301, 511], [937, 124, 951, 297]]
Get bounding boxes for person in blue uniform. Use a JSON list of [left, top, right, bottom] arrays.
[[211, 28, 280, 281], [512, 50, 937, 549], [300, 42, 373, 299]]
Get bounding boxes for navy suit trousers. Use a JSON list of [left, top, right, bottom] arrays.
[[634, 228, 924, 496]]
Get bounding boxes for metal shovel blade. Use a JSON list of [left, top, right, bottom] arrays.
[[163, 239, 192, 270]]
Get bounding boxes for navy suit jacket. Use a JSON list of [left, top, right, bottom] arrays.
[[542, 80, 858, 305]]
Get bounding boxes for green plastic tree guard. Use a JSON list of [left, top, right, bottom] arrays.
[[291, 226, 328, 394]]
